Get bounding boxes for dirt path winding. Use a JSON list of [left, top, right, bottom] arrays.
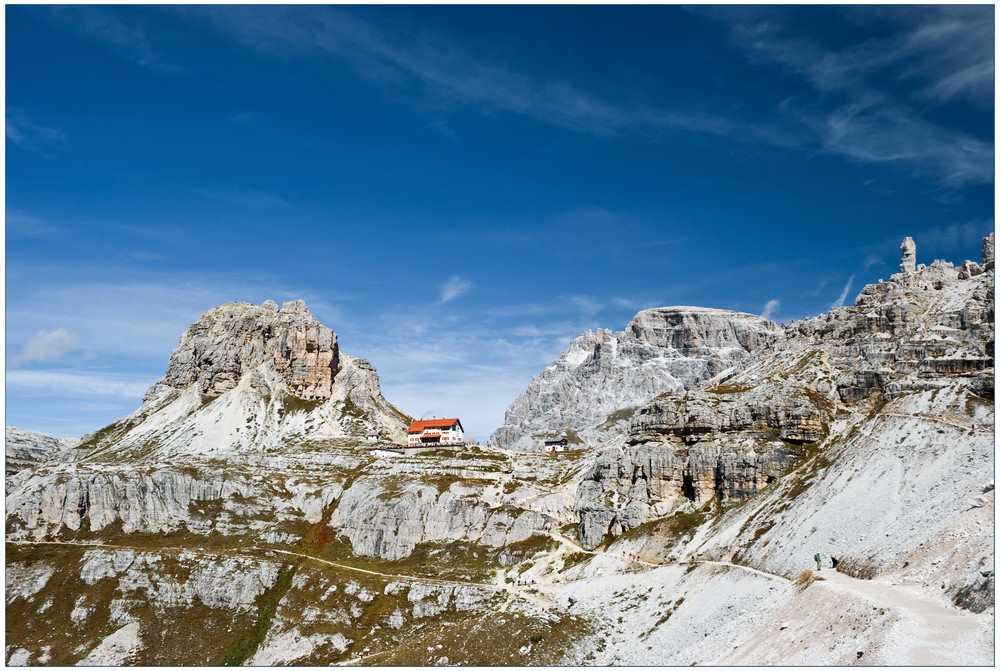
[[816, 567, 985, 665]]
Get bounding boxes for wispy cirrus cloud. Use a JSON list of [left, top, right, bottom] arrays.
[[6, 110, 67, 156], [438, 276, 473, 304], [817, 100, 992, 188], [197, 6, 629, 134], [717, 6, 993, 188], [831, 275, 856, 308], [918, 219, 995, 256], [194, 6, 803, 147], [7, 369, 154, 400], [863, 254, 884, 271], [194, 5, 991, 190], [46, 6, 181, 73], [7, 209, 63, 236]]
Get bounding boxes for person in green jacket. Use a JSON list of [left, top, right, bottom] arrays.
[[814, 553, 822, 570]]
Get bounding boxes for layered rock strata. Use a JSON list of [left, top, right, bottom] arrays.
[[164, 299, 338, 400], [489, 307, 783, 452], [573, 236, 994, 549]]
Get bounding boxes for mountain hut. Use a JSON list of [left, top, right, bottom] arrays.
[[406, 418, 465, 448]]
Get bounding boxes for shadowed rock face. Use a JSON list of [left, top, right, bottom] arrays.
[[163, 300, 339, 401], [489, 307, 783, 452]]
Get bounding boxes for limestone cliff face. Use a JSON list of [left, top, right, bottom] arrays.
[[573, 237, 995, 549], [489, 307, 783, 452], [329, 477, 547, 560], [75, 299, 410, 460], [163, 299, 338, 400]]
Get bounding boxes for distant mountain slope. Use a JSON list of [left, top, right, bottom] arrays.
[[489, 307, 783, 452], [573, 235, 994, 578], [4, 426, 78, 474]]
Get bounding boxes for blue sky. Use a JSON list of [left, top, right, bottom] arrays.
[[6, 5, 994, 442]]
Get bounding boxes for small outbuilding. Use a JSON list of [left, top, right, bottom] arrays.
[[543, 437, 569, 452]]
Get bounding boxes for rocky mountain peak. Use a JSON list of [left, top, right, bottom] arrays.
[[489, 307, 783, 452], [574, 236, 994, 549], [67, 299, 410, 460], [627, 307, 779, 355], [162, 299, 339, 401]]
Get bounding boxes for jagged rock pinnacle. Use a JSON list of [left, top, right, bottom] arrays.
[[900, 236, 917, 275]]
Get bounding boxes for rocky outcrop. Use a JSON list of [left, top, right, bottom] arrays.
[[4, 465, 346, 540], [489, 308, 783, 452], [72, 300, 410, 460], [163, 299, 338, 400], [574, 237, 994, 549], [574, 389, 821, 548], [5, 427, 79, 474], [900, 236, 917, 275], [329, 477, 547, 559]]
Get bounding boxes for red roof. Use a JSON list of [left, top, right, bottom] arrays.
[[407, 418, 462, 433]]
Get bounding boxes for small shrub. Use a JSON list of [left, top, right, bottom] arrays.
[[837, 556, 878, 580], [793, 570, 819, 590]]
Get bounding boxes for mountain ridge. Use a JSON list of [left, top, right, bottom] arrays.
[[5, 234, 994, 665]]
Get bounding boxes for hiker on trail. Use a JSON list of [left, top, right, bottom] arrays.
[[814, 553, 822, 570], [831, 556, 839, 569]]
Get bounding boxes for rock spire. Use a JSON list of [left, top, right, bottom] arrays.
[[900, 236, 916, 275]]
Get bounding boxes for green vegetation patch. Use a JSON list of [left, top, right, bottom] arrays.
[[281, 394, 324, 415], [6, 543, 264, 666], [365, 606, 593, 666], [330, 540, 501, 584], [610, 508, 709, 551], [561, 551, 592, 572], [216, 560, 300, 665], [74, 417, 140, 451], [707, 383, 752, 394]]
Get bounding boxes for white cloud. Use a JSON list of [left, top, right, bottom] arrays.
[[863, 254, 884, 271], [832, 275, 856, 308], [566, 295, 602, 315], [819, 102, 992, 187], [438, 276, 473, 304], [6, 370, 154, 399], [761, 299, 780, 320], [13, 329, 81, 366], [6, 111, 67, 156], [720, 6, 994, 188], [6, 209, 62, 237]]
